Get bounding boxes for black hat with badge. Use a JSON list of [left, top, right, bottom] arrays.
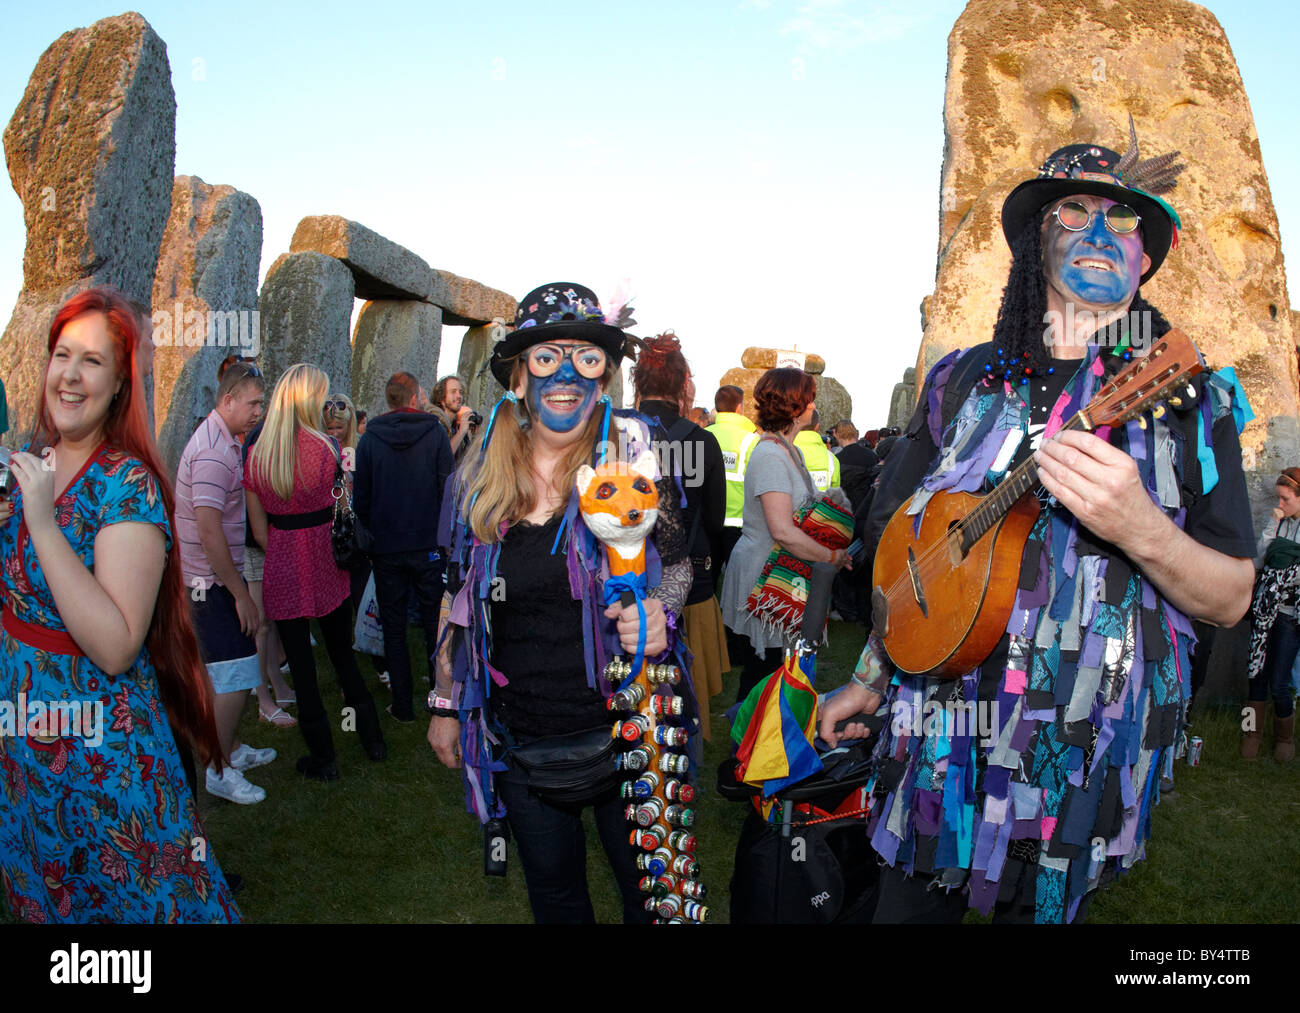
[[490, 282, 636, 387], [1001, 117, 1186, 284]]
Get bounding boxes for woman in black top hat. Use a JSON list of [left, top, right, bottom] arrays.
[[429, 283, 694, 923]]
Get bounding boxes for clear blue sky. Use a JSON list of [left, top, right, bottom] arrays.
[[2, 1, 1296, 421]]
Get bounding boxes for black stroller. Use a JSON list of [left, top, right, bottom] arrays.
[[720, 562, 884, 924]]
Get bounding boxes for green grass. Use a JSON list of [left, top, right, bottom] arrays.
[[6, 621, 1298, 923]]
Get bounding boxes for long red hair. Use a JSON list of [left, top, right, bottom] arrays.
[[31, 288, 223, 769]]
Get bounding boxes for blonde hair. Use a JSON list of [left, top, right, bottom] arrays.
[[325, 391, 358, 451], [462, 359, 613, 543], [251, 363, 333, 500]]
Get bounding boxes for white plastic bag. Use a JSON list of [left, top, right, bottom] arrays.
[[353, 573, 385, 656]]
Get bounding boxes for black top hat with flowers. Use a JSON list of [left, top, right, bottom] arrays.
[[1001, 117, 1186, 284], [490, 282, 635, 387]]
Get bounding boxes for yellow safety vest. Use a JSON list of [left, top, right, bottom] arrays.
[[794, 430, 840, 494], [707, 412, 760, 527]]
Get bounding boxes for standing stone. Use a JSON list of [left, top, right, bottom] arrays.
[[814, 376, 853, 432], [457, 321, 509, 414], [0, 12, 175, 444], [921, 0, 1296, 519], [923, 0, 1297, 704], [290, 216, 432, 301], [258, 252, 355, 393], [887, 367, 917, 431], [352, 301, 442, 418], [153, 176, 263, 474]]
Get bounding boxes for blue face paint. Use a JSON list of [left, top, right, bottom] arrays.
[[1043, 197, 1145, 310], [527, 357, 600, 433]]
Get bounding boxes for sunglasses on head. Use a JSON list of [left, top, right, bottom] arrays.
[[324, 399, 351, 414], [525, 343, 607, 380], [1052, 200, 1141, 236]]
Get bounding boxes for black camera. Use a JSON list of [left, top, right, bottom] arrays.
[[466, 411, 483, 428]]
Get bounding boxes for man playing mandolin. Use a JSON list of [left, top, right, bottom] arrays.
[[821, 123, 1256, 923]]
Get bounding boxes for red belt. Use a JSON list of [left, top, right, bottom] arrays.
[[2, 605, 85, 657]]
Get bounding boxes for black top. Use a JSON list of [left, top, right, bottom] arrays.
[[489, 513, 607, 739], [354, 409, 455, 555], [835, 441, 879, 473], [835, 441, 880, 514], [639, 398, 727, 604]]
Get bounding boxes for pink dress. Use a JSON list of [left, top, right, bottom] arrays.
[[243, 430, 349, 622]]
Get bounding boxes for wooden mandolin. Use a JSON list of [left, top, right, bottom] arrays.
[[871, 329, 1203, 678]]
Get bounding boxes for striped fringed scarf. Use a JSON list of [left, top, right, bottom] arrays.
[[746, 497, 853, 638]]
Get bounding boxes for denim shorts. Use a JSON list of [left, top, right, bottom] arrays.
[[191, 583, 260, 694]]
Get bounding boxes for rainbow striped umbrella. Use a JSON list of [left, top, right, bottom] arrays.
[[731, 651, 823, 802]]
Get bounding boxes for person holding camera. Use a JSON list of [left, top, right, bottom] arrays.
[[430, 374, 479, 463]]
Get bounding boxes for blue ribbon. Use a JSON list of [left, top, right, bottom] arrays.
[[597, 395, 612, 466], [603, 571, 649, 687]]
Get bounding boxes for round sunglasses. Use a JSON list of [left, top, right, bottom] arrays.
[[324, 399, 352, 415], [1052, 200, 1141, 236], [526, 343, 607, 379]]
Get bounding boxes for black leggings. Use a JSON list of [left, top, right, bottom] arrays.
[[276, 599, 375, 731]]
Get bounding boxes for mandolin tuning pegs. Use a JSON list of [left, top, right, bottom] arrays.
[[1168, 397, 1182, 408], [1186, 384, 1196, 399], [1153, 405, 1166, 420], [1137, 416, 1148, 430]]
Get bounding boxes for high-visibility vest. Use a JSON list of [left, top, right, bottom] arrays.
[[794, 430, 840, 494], [708, 412, 760, 527]]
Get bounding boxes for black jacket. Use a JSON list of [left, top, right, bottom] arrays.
[[638, 399, 727, 605], [354, 409, 454, 555]]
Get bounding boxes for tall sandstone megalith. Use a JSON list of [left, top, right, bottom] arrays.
[[352, 300, 442, 418], [153, 176, 263, 474], [920, 0, 1295, 517], [257, 252, 356, 393], [921, 0, 1296, 702], [0, 12, 176, 444]]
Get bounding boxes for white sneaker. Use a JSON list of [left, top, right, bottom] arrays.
[[205, 765, 266, 804], [229, 743, 277, 771]]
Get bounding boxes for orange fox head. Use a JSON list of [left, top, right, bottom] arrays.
[[577, 450, 659, 565]]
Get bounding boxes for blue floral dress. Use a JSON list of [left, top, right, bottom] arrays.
[[0, 444, 239, 923]]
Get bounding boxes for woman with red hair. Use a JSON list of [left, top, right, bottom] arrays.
[[0, 287, 238, 922], [719, 367, 851, 702]]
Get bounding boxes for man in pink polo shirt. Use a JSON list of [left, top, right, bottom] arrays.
[[175, 361, 274, 804]]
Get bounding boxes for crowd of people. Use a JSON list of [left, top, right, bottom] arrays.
[[0, 124, 1290, 926]]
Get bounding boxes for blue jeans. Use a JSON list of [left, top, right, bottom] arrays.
[[1250, 615, 1299, 718], [495, 757, 652, 924]]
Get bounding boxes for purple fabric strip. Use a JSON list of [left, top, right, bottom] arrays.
[[984, 764, 1010, 800], [1010, 713, 1037, 752], [926, 350, 963, 447], [988, 817, 1014, 882], [1126, 418, 1147, 461], [914, 790, 942, 835], [1080, 630, 1105, 669], [968, 868, 998, 917]]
